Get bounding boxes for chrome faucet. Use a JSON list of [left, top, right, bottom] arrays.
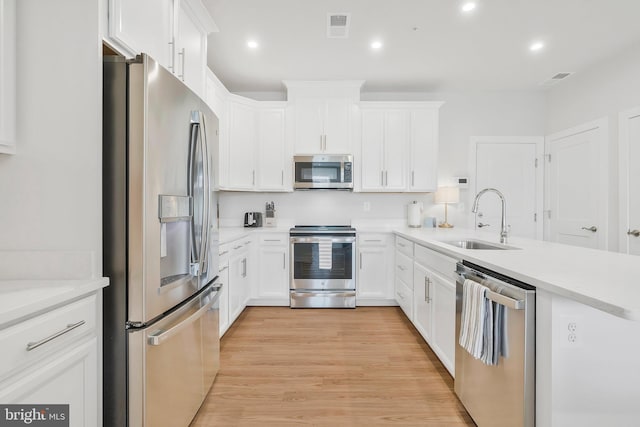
[[472, 188, 509, 244]]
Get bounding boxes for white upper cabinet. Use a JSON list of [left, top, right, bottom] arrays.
[[224, 96, 290, 191], [284, 81, 362, 155], [107, 0, 217, 98], [227, 97, 257, 190], [409, 107, 441, 192], [0, 0, 16, 155], [258, 106, 290, 191], [359, 102, 442, 192], [360, 108, 409, 191]]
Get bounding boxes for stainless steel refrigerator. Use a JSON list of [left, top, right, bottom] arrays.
[[102, 54, 221, 427]]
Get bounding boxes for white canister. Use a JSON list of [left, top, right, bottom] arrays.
[[407, 201, 423, 228]]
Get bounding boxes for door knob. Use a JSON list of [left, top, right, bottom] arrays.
[[581, 226, 598, 232], [627, 229, 640, 237], [477, 222, 490, 228]]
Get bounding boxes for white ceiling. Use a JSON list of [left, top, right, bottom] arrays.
[[203, 0, 640, 93]]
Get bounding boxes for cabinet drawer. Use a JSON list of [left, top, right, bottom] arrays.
[[0, 294, 97, 378], [395, 251, 413, 287], [258, 234, 288, 246], [358, 233, 390, 246], [414, 244, 458, 279], [395, 278, 413, 320], [395, 236, 414, 257]]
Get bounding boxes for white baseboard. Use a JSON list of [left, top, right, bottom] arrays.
[[356, 298, 399, 307], [247, 298, 289, 306]]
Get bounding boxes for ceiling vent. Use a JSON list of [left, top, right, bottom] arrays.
[[540, 72, 575, 87], [327, 13, 351, 38]]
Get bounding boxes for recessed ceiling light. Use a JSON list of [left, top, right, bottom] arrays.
[[529, 41, 545, 52], [371, 41, 383, 50], [461, 2, 477, 13], [247, 40, 259, 49]]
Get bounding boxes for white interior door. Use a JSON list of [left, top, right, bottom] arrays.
[[472, 137, 543, 239], [546, 119, 608, 249], [619, 107, 640, 255]]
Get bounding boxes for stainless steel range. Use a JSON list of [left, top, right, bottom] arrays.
[[289, 225, 356, 308]]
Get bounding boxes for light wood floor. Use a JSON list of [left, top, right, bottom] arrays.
[[190, 307, 476, 426]]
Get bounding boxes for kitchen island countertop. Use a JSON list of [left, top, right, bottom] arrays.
[[392, 227, 640, 321]]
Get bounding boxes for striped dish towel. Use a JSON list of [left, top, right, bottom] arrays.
[[317, 238, 333, 270]]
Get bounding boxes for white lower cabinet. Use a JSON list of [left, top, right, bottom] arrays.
[[413, 262, 432, 342], [0, 290, 103, 427], [357, 233, 395, 304], [219, 236, 253, 333], [394, 235, 457, 376], [253, 233, 289, 305], [217, 245, 230, 336]]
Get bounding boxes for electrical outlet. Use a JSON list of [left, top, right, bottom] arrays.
[[363, 201, 371, 212], [567, 322, 577, 332], [561, 316, 582, 347], [568, 333, 577, 343]]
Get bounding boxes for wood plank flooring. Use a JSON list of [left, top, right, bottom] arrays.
[[190, 307, 476, 426]]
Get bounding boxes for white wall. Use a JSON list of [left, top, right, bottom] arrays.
[[225, 90, 546, 227], [0, 0, 102, 277], [545, 42, 640, 252]]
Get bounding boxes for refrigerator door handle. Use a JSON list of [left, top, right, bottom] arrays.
[[198, 110, 211, 276], [188, 117, 200, 269], [148, 285, 221, 346]]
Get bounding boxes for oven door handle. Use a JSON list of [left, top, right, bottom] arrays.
[[290, 236, 356, 244], [290, 291, 356, 298]]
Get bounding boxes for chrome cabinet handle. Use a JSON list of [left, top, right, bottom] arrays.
[[397, 265, 406, 271], [364, 239, 382, 242], [252, 170, 255, 186], [425, 277, 431, 303], [263, 239, 282, 242], [385, 171, 388, 186], [397, 242, 406, 247], [26, 320, 86, 351], [320, 135, 323, 151], [283, 253, 286, 269], [219, 250, 229, 256], [412, 171, 415, 187], [233, 245, 243, 250], [219, 265, 229, 272], [477, 222, 490, 228], [281, 170, 284, 185], [581, 226, 598, 232], [168, 38, 176, 71], [627, 229, 640, 237], [359, 252, 363, 269], [381, 170, 384, 186], [178, 48, 185, 80]]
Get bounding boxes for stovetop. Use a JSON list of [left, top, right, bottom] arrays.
[[289, 225, 356, 235]]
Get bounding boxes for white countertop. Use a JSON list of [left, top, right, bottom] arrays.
[[0, 277, 109, 327], [219, 226, 292, 244], [392, 227, 640, 321]]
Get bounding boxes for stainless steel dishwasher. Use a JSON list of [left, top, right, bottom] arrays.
[[454, 261, 536, 427]]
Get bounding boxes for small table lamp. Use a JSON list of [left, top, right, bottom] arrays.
[[435, 186, 460, 228]]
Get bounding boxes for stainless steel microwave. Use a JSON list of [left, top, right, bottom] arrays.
[[293, 154, 353, 190]]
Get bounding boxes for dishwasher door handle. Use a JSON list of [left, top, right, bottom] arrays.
[[456, 272, 525, 310]]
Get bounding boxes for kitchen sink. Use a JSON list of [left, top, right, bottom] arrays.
[[442, 239, 519, 250]]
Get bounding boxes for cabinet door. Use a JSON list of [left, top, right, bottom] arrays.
[[218, 262, 230, 336], [228, 101, 256, 189], [413, 262, 432, 343], [384, 111, 409, 190], [228, 254, 244, 323], [0, 0, 16, 154], [431, 272, 456, 374], [293, 98, 324, 154], [176, 4, 205, 96], [257, 246, 288, 300], [109, 0, 173, 69], [360, 110, 385, 191], [409, 109, 438, 191], [0, 339, 98, 427], [324, 98, 352, 153], [257, 108, 288, 191], [358, 246, 390, 299]]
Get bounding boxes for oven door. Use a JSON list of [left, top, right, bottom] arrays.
[[290, 236, 356, 290]]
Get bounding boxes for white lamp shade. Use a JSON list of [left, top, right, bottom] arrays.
[[435, 186, 460, 204]]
